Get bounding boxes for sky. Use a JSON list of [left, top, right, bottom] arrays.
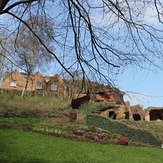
[[116, 68, 163, 109], [1, 1, 163, 109]]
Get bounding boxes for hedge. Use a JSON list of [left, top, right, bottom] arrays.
[[86, 114, 162, 147]]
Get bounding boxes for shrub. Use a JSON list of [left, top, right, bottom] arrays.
[[72, 129, 85, 136], [85, 134, 99, 140], [80, 102, 114, 115], [117, 138, 128, 146], [86, 114, 162, 147], [97, 133, 108, 139]]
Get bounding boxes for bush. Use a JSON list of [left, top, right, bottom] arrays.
[[117, 138, 128, 146], [86, 114, 162, 147], [80, 102, 114, 115]]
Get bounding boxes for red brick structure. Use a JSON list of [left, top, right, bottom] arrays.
[[2, 70, 66, 96]]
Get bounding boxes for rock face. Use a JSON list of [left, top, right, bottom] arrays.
[[116, 103, 130, 120], [99, 103, 163, 121], [69, 109, 85, 124], [130, 105, 144, 121], [144, 107, 163, 121], [99, 101, 131, 120], [69, 109, 78, 123], [91, 90, 124, 104], [70, 85, 163, 122], [99, 102, 147, 121], [71, 91, 90, 110]]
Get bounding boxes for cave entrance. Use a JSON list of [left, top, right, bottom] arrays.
[[133, 114, 141, 121], [150, 110, 163, 121], [109, 111, 116, 119], [125, 112, 129, 119]]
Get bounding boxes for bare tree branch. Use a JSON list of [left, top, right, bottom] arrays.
[[7, 11, 73, 77], [0, 0, 163, 86], [0, 0, 38, 14], [0, 0, 10, 11]]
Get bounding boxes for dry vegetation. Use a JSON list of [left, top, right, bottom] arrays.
[[0, 92, 71, 118], [0, 92, 163, 147]]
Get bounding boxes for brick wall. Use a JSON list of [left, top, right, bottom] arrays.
[[2, 70, 66, 97]]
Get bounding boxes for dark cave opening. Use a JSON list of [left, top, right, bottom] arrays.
[[109, 111, 116, 119], [125, 112, 129, 119], [150, 110, 163, 121], [133, 114, 141, 121]]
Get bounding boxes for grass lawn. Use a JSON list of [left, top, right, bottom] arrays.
[[0, 128, 163, 163]]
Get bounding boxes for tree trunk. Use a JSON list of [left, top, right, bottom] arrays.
[[21, 74, 30, 97], [0, 0, 10, 11]]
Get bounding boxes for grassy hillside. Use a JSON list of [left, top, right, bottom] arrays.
[[0, 92, 70, 118], [0, 92, 163, 147], [120, 120, 163, 142], [86, 114, 162, 147], [1, 128, 163, 163]]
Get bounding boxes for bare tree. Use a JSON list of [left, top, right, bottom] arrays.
[[0, 29, 11, 80], [12, 15, 54, 97], [0, 0, 163, 86], [0, 47, 7, 80]]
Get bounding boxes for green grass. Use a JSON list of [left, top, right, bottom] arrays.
[[0, 92, 70, 118], [121, 120, 163, 142], [0, 117, 42, 125], [0, 93, 163, 162], [0, 128, 163, 163], [0, 92, 68, 107], [80, 102, 114, 115]]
